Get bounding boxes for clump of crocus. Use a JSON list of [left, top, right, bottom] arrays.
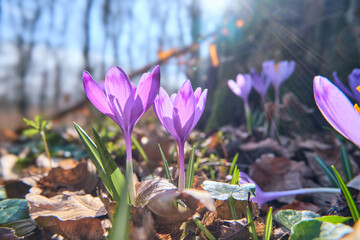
[[262, 60, 295, 136], [250, 68, 271, 104], [83, 65, 160, 203], [238, 172, 340, 207], [154, 80, 207, 191], [314, 75, 360, 148], [332, 69, 360, 106], [228, 74, 253, 134]]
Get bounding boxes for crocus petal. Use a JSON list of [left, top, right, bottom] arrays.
[[83, 71, 113, 117], [236, 73, 253, 101], [194, 88, 202, 103], [173, 107, 195, 142], [105, 66, 133, 110], [153, 87, 175, 136], [348, 69, 360, 104], [314, 76, 360, 148], [228, 79, 241, 96], [107, 95, 125, 130], [173, 80, 195, 127], [332, 72, 354, 99], [129, 96, 144, 127], [135, 65, 161, 111], [162, 116, 178, 141], [191, 89, 208, 130]]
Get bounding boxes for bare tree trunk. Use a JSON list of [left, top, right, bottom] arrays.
[[83, 0, 94, 72], [16, 0, 41, 115]]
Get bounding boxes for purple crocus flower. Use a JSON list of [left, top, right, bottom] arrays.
[[227, 74, 253, 104], [238, 172, 339, 207], [332, 69, 360, 105], [262, 60, 296, 104], [228, 73, 253, 134], [154, 80, 207, 191], [250, 68, 271, 103], [314, 75, 360, 148], [83, 65, 160, 202]]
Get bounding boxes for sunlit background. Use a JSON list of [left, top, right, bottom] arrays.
[[0, 0, 358, 131]]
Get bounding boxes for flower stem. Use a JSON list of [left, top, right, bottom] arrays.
[[125, 133, 136, 204], [177, 141, 185, 192], [244, 101, 252, 135], [257, 187, 340, 206], [270, 87, 280, 138], [40, 130, 52, 167]]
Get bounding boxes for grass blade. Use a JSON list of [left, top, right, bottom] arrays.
[[74, 123, 115, 198], [263, 207, 273, 240], [158, 144, 172, 181], [74, 122, 124, 202], [228, 153, 239, 176], [332, 165, 359, 222], [246, 205, 258, 240], [315, 156, 339, 188], [109, 172, 130, 240], [228, 197, 238, 220], [131, 136, 154, 177], [193, 215, 216, 240], [185, 146, 196, 189], [92, 129, 125, 202], [340, 143, 353, 182]]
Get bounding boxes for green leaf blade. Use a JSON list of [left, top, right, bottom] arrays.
[[158, 144, 172, 181], [263, 207, 273, 240], [315, 156, 339, 188], [332, 166, 360, 222], [186, 146, 195, 189]]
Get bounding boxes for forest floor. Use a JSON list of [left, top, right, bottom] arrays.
[[1, 110, 360, 240]]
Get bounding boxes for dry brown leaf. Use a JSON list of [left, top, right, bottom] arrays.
[[26, 192, 107, 221], [279, 200, 321, 213], [35, 216, 104, 240], [134, 178, 214, 227], [249, 154, 310, 203], [3, 180, 32, 198], [240, 139, 283, 156], [131, 208, 156, 240], [0, 228, 19, 240], [37, 161, 98, 196], [218, 218, 249, 240], [135, 178, 177, 208]]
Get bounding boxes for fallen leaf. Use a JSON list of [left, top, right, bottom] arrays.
[[26, 192, 107, 221], [37, 161, 98, 196], [35, 216, 105, 240], [280, 200, 321, 213], [249, 154, 310, 203]]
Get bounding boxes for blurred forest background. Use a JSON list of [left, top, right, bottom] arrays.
[[0, 0, 359, 132]]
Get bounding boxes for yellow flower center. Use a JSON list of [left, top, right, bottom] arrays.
[[355, 104, 360, 114], [274, 63, 279, 72]]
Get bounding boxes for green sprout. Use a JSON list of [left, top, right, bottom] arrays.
[[23, 115, 52, 165]]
